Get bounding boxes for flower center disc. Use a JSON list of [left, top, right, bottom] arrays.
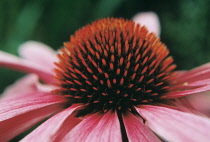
[[54, 18, 176, 113]]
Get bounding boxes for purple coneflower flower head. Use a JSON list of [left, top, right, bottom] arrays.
[[0, 12, 210, 142]]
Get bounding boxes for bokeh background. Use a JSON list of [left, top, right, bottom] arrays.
[[1, 0, 210, 93]]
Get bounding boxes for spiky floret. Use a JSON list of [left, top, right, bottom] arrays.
[[54, 18, 176, 113]]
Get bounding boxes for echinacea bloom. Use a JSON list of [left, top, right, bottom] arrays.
[[1, 13, 210, 142]]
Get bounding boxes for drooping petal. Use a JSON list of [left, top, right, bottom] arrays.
[[180, 62, 210, 78], [35, 83, 57, 93], [132, 12, 160, 36], [162, 84, 210, 98], [169, 97, 206, 116], [62, 110, 122, 142], [163, 64, 210, 98], [1, 74, 56, 99], [0, 92, 66, 142], [1, 74, 39, 99], [19, 41, 58, 71], [136, 105, 210, 142], [122, 111, 161, 142], [173, 71, 187, 77], [187, 91, 210, 117], [21, 104, 82, 142], [0, 51, 54, 83], [174, 63, 210, 84], [171, 78, 210, 90]]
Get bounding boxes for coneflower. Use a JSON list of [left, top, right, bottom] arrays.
[[0, 13, 210, 142]]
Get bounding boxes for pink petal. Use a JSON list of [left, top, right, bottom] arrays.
[[173, 71, 187, 77], [136, 105, 210, 142], [175, 63, 210, 84], [172, 98, 195, 112], [1, 74, 39, 99], [132, 12, 160, 36], [170, 98, 205, 116], [162, 84, 210, 98], [0, 92, 65, 121], [182, 62, 210, 77], [62, 110, 122, 142], [21, 104, 82, 142], [0, 51, 54, 83], [1, 74, 56, 100], [19, 41, 58, 71], [174, 63, 210, 81], [171, 78, 210, 90], [187, 91, 210, 117], [122, 111, 161, 142], [0, 92, 66, 142], [35, 83, 57, 93]]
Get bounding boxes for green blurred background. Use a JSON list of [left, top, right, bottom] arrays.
[[1, 0, 210, 93]]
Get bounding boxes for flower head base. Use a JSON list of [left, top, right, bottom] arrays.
[[54, 18, 176, 114]]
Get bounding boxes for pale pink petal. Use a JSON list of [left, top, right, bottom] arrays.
[[173, 98, 195, 111], [62, 110, 122, 142], [132, 12, 160, 36], [35, 83, 57, 93], [174, 63, 210, 84], [162, 84, 210, 98], [19, 41, 58, 71], [171, 78, 210, 90], [137, 105, 210, 142], [0, 92, 66, 121], [187, 91, 210, 117], [171, 98, 205, 116], [1, 74, 56, 100], [177, 69, 210, 84], [0, 92, 66, 142], [181, 62, 210, 77], [173, 71, 187, 78], [169, 71, 187, 85], [21, 104, 82, 142], [1, 74, 39, 99], [0, 51, 54, 83], [122, 111, 161, 142]]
